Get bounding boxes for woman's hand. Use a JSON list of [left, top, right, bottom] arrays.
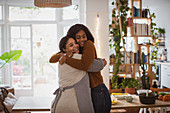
[[102, 58, 107, 67], [59, 51, 73, 65], [66, 50, 73, 57], [59, 53, 66, 65]]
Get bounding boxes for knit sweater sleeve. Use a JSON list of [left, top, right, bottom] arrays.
[[65, 40, 95, 71], [49, 52, 61, 63]]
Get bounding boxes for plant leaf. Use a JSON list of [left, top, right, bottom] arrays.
[[0, 50, 22, 64]]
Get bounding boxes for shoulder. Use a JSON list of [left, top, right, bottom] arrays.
[[84, 40, 95, 48], [72, 53, 82, 59]]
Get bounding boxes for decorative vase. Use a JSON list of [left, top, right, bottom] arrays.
[[125, 96, 133, 103]]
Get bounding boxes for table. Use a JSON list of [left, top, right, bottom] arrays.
[[12, 96, 54, 112], [112, 95, 170, 113]]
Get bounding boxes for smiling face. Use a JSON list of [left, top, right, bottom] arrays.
[[63, 38, 79, 53], [75, 30, 87, 47]]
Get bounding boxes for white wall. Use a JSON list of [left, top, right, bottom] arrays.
[[143, 0, 170, 60], [86, 0, 110, 88]]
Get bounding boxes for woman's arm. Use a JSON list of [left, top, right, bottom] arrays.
[[65, 40, 96, 71], [49, 52, 61, 63], [87, 58, 104, 72]]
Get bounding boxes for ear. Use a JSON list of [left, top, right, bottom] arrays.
[[63, 48, 66, 52]]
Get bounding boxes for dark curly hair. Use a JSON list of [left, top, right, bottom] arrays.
[[59, 36, 74, 53], [67, 24, 94, 43]]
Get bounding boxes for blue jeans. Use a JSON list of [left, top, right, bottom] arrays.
[[91, 83, 111, 113]]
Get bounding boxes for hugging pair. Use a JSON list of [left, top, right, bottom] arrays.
[[50, 24, 111, 113]]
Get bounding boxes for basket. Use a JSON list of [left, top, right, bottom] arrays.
[[139, 93, 156, 104]]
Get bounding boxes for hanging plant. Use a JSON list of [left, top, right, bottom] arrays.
[[150, 13, 165, 78], [109, 0, 129, 89], [109, 0, 129, 76]]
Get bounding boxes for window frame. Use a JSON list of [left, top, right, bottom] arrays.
[[0, 0, 84, 96]]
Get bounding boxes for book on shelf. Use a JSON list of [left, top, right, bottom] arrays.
[[125, 51, 132, 64], [128, 18, 132, 26], [133, 6, 140, 17], [141, 24, 147, 35], [133, 23, 151, 36], [132, 52, 137, 64]]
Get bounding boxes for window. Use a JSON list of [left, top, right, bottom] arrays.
[[63, 5, 79, 20], [0, 5, 2, 20], [10, 26, 32, 89], [9, 7, 56, 21], [0, 26, 2, 83], [5, 1, 81, 96]]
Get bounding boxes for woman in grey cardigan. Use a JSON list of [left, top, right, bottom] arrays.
[[51, 36, 106, 113]]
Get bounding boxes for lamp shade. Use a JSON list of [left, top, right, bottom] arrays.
[[34, 0, 72, 8]]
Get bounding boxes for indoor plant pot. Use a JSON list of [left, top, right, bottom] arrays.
[[120, 78, 139, 94], [125, 88, 135, 94], [109, 88, 122, 93], [139, 93, 156, 104]]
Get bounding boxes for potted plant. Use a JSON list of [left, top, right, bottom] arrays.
[[158, 27, 165, 37], [0, 50, 22, 69], [139, 52, 150, 89], [109, 75, 123, 93], [120, 78, 139, 94]]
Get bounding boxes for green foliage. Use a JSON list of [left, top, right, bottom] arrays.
[[111, 75, 121, 89], [110, 54, 115, 58], [150, 13, 165, 78], [120, 78, 139, 89], [0, 50, 22, 69], [139, 52, 150, 89], [109, 0, 129, 76], [158, 27, 165, 34]]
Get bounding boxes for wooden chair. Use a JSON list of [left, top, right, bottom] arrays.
[[0, 87, 10, 113]]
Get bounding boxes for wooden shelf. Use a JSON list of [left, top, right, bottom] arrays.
[[138, 44, 153, 46], [150, 88, 170, 92], [132, 17, 151, 20], [133, 0, 141, 1], [131, 35, 152, 37], [109, 72, 132, 74]]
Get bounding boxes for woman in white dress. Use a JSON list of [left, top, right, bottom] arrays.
[[51, 36, 105, 113]]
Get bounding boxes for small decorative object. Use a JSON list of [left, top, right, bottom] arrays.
[[125, 95, 133, 103], [139, 93, 156, 104], [111, 94, 118, 104], [110, 54, 115, 64], [34, 0, 72, 8], [152, 81, 158, 88], [142, 9, 150, 18]]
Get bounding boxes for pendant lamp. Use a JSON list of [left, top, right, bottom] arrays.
[[34, 0, 72, 8]]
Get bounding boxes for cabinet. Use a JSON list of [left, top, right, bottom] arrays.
[[161, 63, 170, 88], [109, 0, 155, 85]]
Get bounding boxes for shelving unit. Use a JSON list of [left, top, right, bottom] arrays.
[[109, 0, 156, 86]]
